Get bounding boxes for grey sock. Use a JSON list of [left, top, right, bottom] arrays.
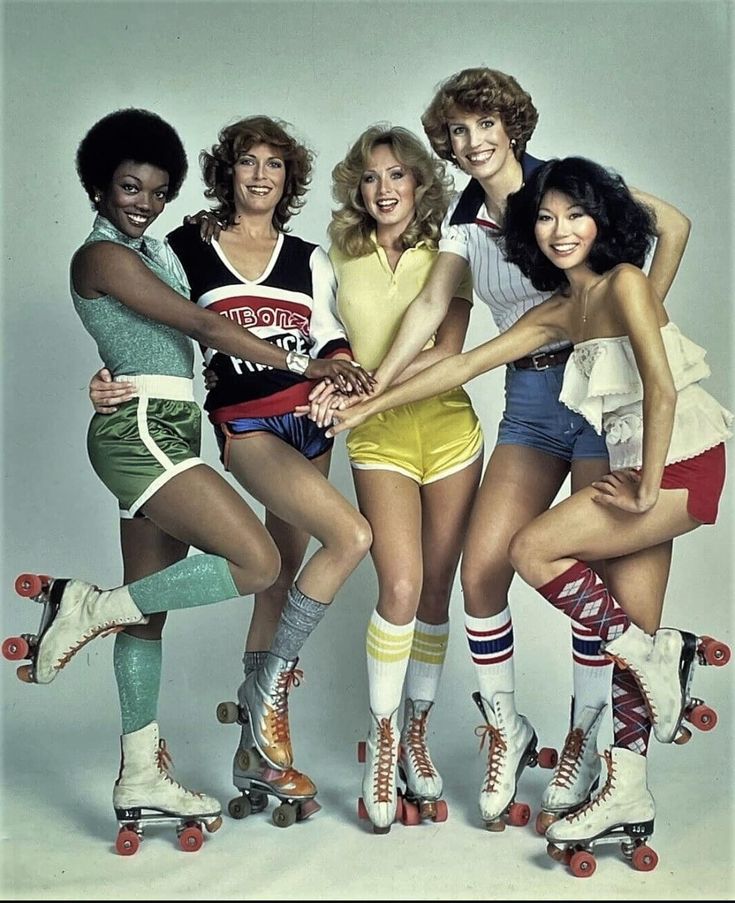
[[270, 584, 328, 662], [243, 650, 268, 675]]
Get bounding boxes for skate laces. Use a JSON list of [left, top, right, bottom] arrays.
[[565, 749, 615, 822], [264, 666, 302, 746], [403, 713, 436, 778], [372, 717, 398, 803], [551, 727, 585, 788], [475, 723, 506, 792], [54, 586, 130, 671], [156, 738, 203, 798]]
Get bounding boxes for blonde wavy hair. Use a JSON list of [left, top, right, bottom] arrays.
[[422, 68, 538, 164], [329, 124, 452, 258]]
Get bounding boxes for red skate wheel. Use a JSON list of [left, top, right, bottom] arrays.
[[507, 801, 530, 827], [115, 827, 140, 856], [179, 824, 203, 852], [15, 574, 44, 598], [357, 740, 366, 763], [394, 793, 404, 822], [699, 638, 731, 667], [400, 799, 421, 826], [569, 849, 596, 877], [537, 746, 558, 769], [2, 636, 29, 661], [357, 797, 368, 820], [16, 664, 34, 683], [631, 844, 658, 872], [687, 703, 718, 732], [433, 799, 448, 823]]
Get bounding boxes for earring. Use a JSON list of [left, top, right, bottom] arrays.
[[510, 138, 517, 148], [93, 192, 101, 204]]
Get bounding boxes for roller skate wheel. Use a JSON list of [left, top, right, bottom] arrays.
[[272, 802, 297, 828], [546, 842, 567, 863], [357, 797, 368, 821], [16, 664, 34, 683], [2, 636, 29, 661], [535, 809, 557, 836], [699, 637, 731, 667], [569, 849, 596, 877], [631, 844, 658, 872], [115, 827, 140, 856], [228, 795, 252, 819], [433, 799, 448, 823], [537, 746, 558, 769], [15, 574, 44, 598], [205, 815, 222, 833], [687, 703, 717, 732], [178, 824, 204, 852], [235, 748, 253, 772], [216, 701, 239, 724], [297, 798, 322, 821], [507, 801, 531, 827], [400, 799, 421, 826], [357, 740, 366, 763]]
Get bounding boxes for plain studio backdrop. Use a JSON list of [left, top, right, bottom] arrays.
[[1, 1, 732, 900]]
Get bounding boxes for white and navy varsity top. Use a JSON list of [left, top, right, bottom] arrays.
[[439, 153, 568, 354], [167, 224, 351, 423]]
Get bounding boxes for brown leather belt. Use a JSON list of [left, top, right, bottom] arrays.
[[508, 345, 574, 371]]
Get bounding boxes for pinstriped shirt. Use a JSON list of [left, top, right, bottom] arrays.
[[438, 153, 567, 354]]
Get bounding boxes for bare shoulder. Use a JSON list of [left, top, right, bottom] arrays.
[[607, 262, 649, 294], [72, 241, 143, 297]]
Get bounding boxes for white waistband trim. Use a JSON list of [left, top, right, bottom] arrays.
[[115, 374, 195, 401]]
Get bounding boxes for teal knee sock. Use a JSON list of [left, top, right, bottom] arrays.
[[114, 632, 162, 735], [129, 554, 239, 615]]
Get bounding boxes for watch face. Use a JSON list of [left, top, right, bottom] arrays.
[[287, 351, 309, 374]]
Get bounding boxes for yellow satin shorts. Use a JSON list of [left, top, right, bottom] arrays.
[[346, 387, 484, 485]]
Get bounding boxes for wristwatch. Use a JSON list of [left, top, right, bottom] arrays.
[[285, 350, 310, 375]]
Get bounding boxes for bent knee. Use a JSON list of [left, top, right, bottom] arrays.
[[341, 513, 373, 561], [507, 526, 543, 584]]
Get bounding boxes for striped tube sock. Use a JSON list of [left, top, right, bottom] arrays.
[[113, 632, 162, 735], [465, 608, 515, 700], [366, 610, 415, 715], [405, 619, 449, 703], [612, 666, 652, 755], [571, 623, 613, 713], [536, 561, 630, 642]]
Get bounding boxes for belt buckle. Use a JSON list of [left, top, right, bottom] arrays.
[[530, 352, 549, 371]]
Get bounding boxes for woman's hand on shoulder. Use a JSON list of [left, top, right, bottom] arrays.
[[89, 367, 134, 414], [183, 210, 226, 244]]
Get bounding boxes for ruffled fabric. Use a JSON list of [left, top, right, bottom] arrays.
[[560, 322, 733, 469]]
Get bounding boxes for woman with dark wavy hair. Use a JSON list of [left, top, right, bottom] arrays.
[[325, 67, 693, 832], [87, 114, 375, 819], [327, 156, 732, 863], [301, 124, 483, 832]]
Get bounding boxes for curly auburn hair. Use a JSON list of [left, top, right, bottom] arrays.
[[502, 157, 657, 292], [76, 108, 188, 205], [421, 67, 538, 164], [199, 115, 313, 231], [329, 124, 453, 258]]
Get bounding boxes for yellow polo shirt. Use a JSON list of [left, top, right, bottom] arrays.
[[329, 236, 472, 371]]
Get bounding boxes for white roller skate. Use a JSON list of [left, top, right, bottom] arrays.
[[473, 691, 553, 831], [536, 700, 606, 835], [546, 746, 658, 878], [603, 624, 730, 744], [113, 722, 222, 856], [357, 708, 401, 834], [398, 698, 448, 825], [5, 573, 147, 685], [241, 653, 302, 770], [216, 685, 321, 829]]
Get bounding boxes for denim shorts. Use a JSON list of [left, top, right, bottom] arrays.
[[496, 363, 608, 462], [215, 411, 333, 470]]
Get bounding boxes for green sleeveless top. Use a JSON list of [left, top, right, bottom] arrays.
[[70, 215, 195, 377]]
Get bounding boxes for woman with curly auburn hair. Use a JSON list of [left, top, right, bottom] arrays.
[[323, 68, 693, 833], [87, 114, 375, 820], [298, 124, 483, 832], [328, 156, 732, 864]]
